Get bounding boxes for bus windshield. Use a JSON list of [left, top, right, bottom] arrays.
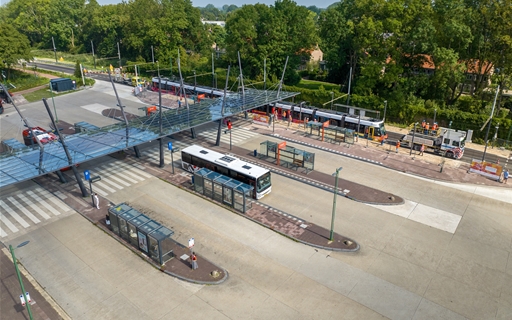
[[256, 172, 271, 192]]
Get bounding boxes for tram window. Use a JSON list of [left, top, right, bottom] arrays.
[[452, 141, 460, 147]]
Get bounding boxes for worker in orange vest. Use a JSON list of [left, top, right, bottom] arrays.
[[396, 140, 400, 153]]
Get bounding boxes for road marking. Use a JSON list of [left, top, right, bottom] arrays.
[[93, 181, 116, 193], [101, 163, 139, 183], [0, 210, 19, 233], [0, 200, 30, 228], [26, 191, 61, 216], [0, 227, 8, 237], [17, 194, 51, 220], [6, 197, 41, 224], [34, 189, 71, 212]]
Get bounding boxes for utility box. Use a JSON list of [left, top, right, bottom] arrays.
[[50, 78, 74, 92]]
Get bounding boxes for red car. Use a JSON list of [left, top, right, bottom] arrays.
[[22, 126, 58, 146]]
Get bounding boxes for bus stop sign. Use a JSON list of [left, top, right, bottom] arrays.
[[84, 170, 90, 181], [168, 141, 173, 151]]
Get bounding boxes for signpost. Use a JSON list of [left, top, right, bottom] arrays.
[[168, 141, 175, 174], [84, 170, 101, 205]]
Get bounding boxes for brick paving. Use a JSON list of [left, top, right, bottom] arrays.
[[0, 248, 67, 320]]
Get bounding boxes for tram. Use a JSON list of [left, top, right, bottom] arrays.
[[262, 102, 387, 140]]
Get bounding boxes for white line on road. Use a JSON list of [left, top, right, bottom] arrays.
[[17, 194, 51, 220], [0, 200, 30, 228], [7, 196, 41, 224], [26, 191, 61, 216]]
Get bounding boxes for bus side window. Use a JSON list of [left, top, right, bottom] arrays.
[[182, 153, 192, 164]]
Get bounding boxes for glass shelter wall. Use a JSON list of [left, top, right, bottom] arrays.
[[108, 203, 175, 265], [193, 168, 253, 213]]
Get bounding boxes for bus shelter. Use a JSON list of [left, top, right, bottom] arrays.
[[259, 141, 315, 174], [193, 168, 253, 213], [324, 126, 355, 144], [108, 203, 175, 266]]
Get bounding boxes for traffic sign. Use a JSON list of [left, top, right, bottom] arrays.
[[168, 141, 173, 151], [84, 170, 90, 181]]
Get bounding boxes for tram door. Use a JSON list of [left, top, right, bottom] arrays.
[[368, 127, 375, 139]]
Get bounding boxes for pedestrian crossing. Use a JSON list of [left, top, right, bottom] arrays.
[[69, 161, 154, 197], [0, 186, 72, 238]]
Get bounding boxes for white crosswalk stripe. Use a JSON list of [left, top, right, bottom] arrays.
[[0, 200, 30, 228], [0, 185, 76, 238], [26, 190, 62, 216], [7, 196, 41, 224], [17, 194, 52, 220]]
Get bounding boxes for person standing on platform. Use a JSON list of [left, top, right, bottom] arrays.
[[419, 144, 425, 156], [503, 170, 509, 184], [395, 140, 400, 153], [191, 252, 198, 270], [93, 193, 100, 209]]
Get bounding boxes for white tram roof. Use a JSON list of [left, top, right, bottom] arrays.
[[274, 102, 383, 124], [182, 145, 269, 178], [152, 77, 226, 96]]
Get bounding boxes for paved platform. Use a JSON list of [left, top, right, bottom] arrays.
[[0, 247, 68, 320], [33, 174, 228, 286]]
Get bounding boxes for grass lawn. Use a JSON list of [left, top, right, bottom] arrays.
[[23, 88, 69, 103], [296, 79, 340, 91]]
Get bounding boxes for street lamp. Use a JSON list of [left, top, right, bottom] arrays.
[[49, 81, 58, 122], [410, 122, 418, 156], [330, 167, 343, 241], [383, 100, 387, 122], [9, 241, 34, 320]]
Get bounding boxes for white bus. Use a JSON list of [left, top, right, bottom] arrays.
[[181, 145, 272, 199]]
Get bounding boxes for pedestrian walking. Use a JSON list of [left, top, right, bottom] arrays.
[[503, 170, 509, 184], [419, 144, 425, 156], [395, 140, 400, 153], [191, 252, 198, 270], [379, 135, 385, 146], [93, 193, 100, 209]]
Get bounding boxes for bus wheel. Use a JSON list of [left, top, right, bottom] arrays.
[[445, 151, 454, 159]]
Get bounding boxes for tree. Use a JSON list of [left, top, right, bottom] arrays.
[[0, 23, 32, 78], [225, 0, 317, 84]]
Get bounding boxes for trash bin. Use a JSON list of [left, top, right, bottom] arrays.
[[253, 150, 258, 157]]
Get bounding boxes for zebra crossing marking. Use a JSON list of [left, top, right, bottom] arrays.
[[26, 190, 62, 216], [0, 200, 30, 228], [34, 189, 71, 212], [0, 209, 19, 233], [102, 163, 139, 184], [0, 227, 7, 237], [7, 196, 41, 224], [16, 194, 52, 220], [93, 181, 116, 194]]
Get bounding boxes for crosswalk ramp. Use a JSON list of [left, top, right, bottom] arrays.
[[0, 186, 72, 238]]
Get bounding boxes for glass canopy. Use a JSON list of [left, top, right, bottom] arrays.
[[0, 87, 299, 188]]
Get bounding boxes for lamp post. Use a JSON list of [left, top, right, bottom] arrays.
[[433, 108, 437, 125], [383, 100, 387, 122], [9, 241, 33, 320], [410, 122, 418, 156], [330, 167, 343, 241], [49, 81, 58, 122]]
